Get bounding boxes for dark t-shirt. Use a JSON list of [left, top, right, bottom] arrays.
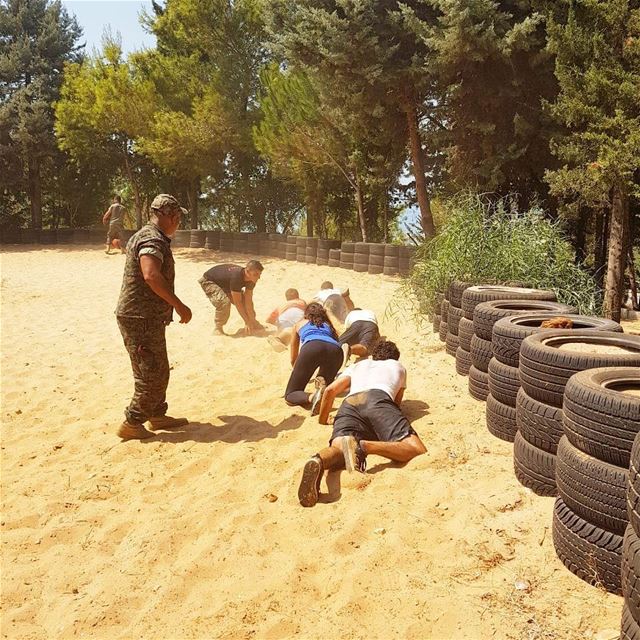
[[203, 263, 255, 297], [108, 203, 125, 226]]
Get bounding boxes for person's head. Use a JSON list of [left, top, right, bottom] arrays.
[[304, 302, 335, 333], [371, 340, 400, 361], [285, 288, 299, 301], [244, 259, 264, 284], [150, 194, 184, 236], [320, 281, 333, 290], [113, 194, 122, 204]]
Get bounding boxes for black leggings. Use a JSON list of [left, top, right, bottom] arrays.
[[285, 340, 343, 405]]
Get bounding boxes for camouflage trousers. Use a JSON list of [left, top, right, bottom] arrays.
[[117, 316, 170, 424], [198, 276, 231, 330]]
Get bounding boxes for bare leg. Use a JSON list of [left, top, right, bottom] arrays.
[[361, 434, 426, 463], [349, 343, 369, 358], [317, 442, 345, 470], [105, 243, 111, 254]]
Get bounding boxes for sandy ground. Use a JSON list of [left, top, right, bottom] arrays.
[[2, 245, 638, 640]]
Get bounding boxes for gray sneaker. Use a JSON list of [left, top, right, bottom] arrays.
[[309, 376, 326, 416], [341, 435, 367, 473]]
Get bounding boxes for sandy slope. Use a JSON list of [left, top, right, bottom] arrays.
[[1, 245, 636, 640]]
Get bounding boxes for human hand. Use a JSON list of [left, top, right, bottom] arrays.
[[176, 302, 192, 324]]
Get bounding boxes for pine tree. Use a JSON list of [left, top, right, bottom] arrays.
[[0, 0, 82, 229]]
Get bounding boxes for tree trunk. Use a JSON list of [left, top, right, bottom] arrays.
[[402, 91, 435, 240], [28, 156, 42, 230], [628, 249, 639, 311], [187, 178, 199, 229], [594, 207, 608, 291], [355, 168, 368, 242], [574, 206, 589, 264], [383, 193, 389, 243], [123, 154, 143, 228], [603, 183, 629, 322]]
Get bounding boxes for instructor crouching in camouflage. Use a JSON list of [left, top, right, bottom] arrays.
[[115, 194, 192, 440]]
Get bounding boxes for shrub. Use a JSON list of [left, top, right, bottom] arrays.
[[405, 194, 601, 317]]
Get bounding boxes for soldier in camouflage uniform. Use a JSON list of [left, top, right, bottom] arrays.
[[115, 194, 192, 440]]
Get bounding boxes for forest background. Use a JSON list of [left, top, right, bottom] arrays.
[[1, 0, 639, 317]]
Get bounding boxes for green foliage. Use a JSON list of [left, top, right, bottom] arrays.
[[406, 194, 601, 318]]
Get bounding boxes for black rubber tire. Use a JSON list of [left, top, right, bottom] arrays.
[[446, 332, 460, 357], [492, 314, 624, 368], [383, 266, 398, 276], [447, 305, 464, 336], [562, 367, 640, 469], [623, 526, 640, 626], [455, 347, 471, 376], [621, 604, 640, 640], [458, 317, 474, 352], [516, 388, 564, 455], [462, 285, 556, 320], [441, 299, 450, 323], [369, 244, 385, 256], [329, 249, 341, 260], [433, 314, 441, 333], [473, 300, 578, 341], [470, 334, 493, 373], [353, 252, 370, 265], [341, 242, 355, 252], [552, 496, 622, 594], [354, 242, 370, 254], [514, 430, 557, 496], [469, 365, 489, 401], [556, 436, 628, 536], [449, 281, 474, 308], [369, 254, 384, 267], [353, 263, 369, 273], [520, 331, 640, 408], [439, 320, 448, 343], [383, 256, 399, 267], [487, 357, 520, 407], [486, 394, 518, 442], [628, 434, 640, 537], [384, 245, 399, 257]]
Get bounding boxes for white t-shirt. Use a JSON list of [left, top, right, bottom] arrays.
[[344, 309, 377, 329], [341, 359, 406, 401], [277, 306, 304, 329], [314, 288, 343, 304]]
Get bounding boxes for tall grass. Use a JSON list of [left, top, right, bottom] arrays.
[[405, 194, 602, 317]]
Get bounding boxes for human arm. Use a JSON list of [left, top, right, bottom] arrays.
[[244, 288, 261, 329], [266, 306, 279, 326], [102, 206, 112, 225], [140, 255, 192, 323], [342, 288, 355, 312], [318, 375, 351, 425], [230, 290, 258, 333]]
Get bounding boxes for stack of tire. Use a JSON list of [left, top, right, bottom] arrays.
[[623, 416, 640, 638], [383, 245, 400, 276], [551, 366, 640, 598], [296, 237, 307, 262], [172, 229, 190, 248], [398, 245, 415, 275], [432, 292, 444, 335], [232, 232, 247, 254], [439, 290, 450, 343], [353, 242, 370, 273], [328, 248, 341, 267], [366, 244, 384, 275], [305, 237, 318, 264], [462, 286, 557, 402], [340, 242, 355, 270], [40, 229, 57, 244], [285, 236, 297, 261], [218, 231, 233, 252], [515, 329, 636, 498], [204, 230, 219, 250], [474, 300, 578, 442], [443, 281, 470, 362], [72, 229, 90, 244], [189, 229, 205, 248], [246, 233, 259, 257], [277, 236, 288, 259]]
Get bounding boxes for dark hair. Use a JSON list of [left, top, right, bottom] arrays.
[[114, 195, 122, 203], [304, 302, 338, 339], [246, 260, 264, 272], [321, 281, 333, 289], [285, 288, 299, 300], [372, 340, 400, 361]]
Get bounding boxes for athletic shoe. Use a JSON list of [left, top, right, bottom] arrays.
[[148, 415, 189, 431], [298, 455, 323, 507], [117, 421, 154, 440], [341, 435, 367, 473], [309, 376, 326, 416], [267, 335, 287, 353], [340, 343, 350, 368]]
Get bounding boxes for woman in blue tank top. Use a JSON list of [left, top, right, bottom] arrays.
[[285, 302, 344, 413]]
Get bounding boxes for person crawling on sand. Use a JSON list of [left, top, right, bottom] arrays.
[[199, 260, 264, 336], [284, 303, 343, 415], [266, 288, 306, 352], [297, 340, 427, 507], [313, 281, 354, 328], [339, 308, 380, 364], [115, 194, 192, 441]]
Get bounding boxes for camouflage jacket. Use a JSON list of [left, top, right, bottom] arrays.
[[115, 223, 174, 321]]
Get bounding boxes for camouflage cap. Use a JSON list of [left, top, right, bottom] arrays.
[[150, 194, 181, 212]]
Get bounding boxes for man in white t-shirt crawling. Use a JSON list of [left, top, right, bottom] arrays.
[[313, 281, 354, 328], [297, 340, 427, 507], [339, 308, 380, 362]]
